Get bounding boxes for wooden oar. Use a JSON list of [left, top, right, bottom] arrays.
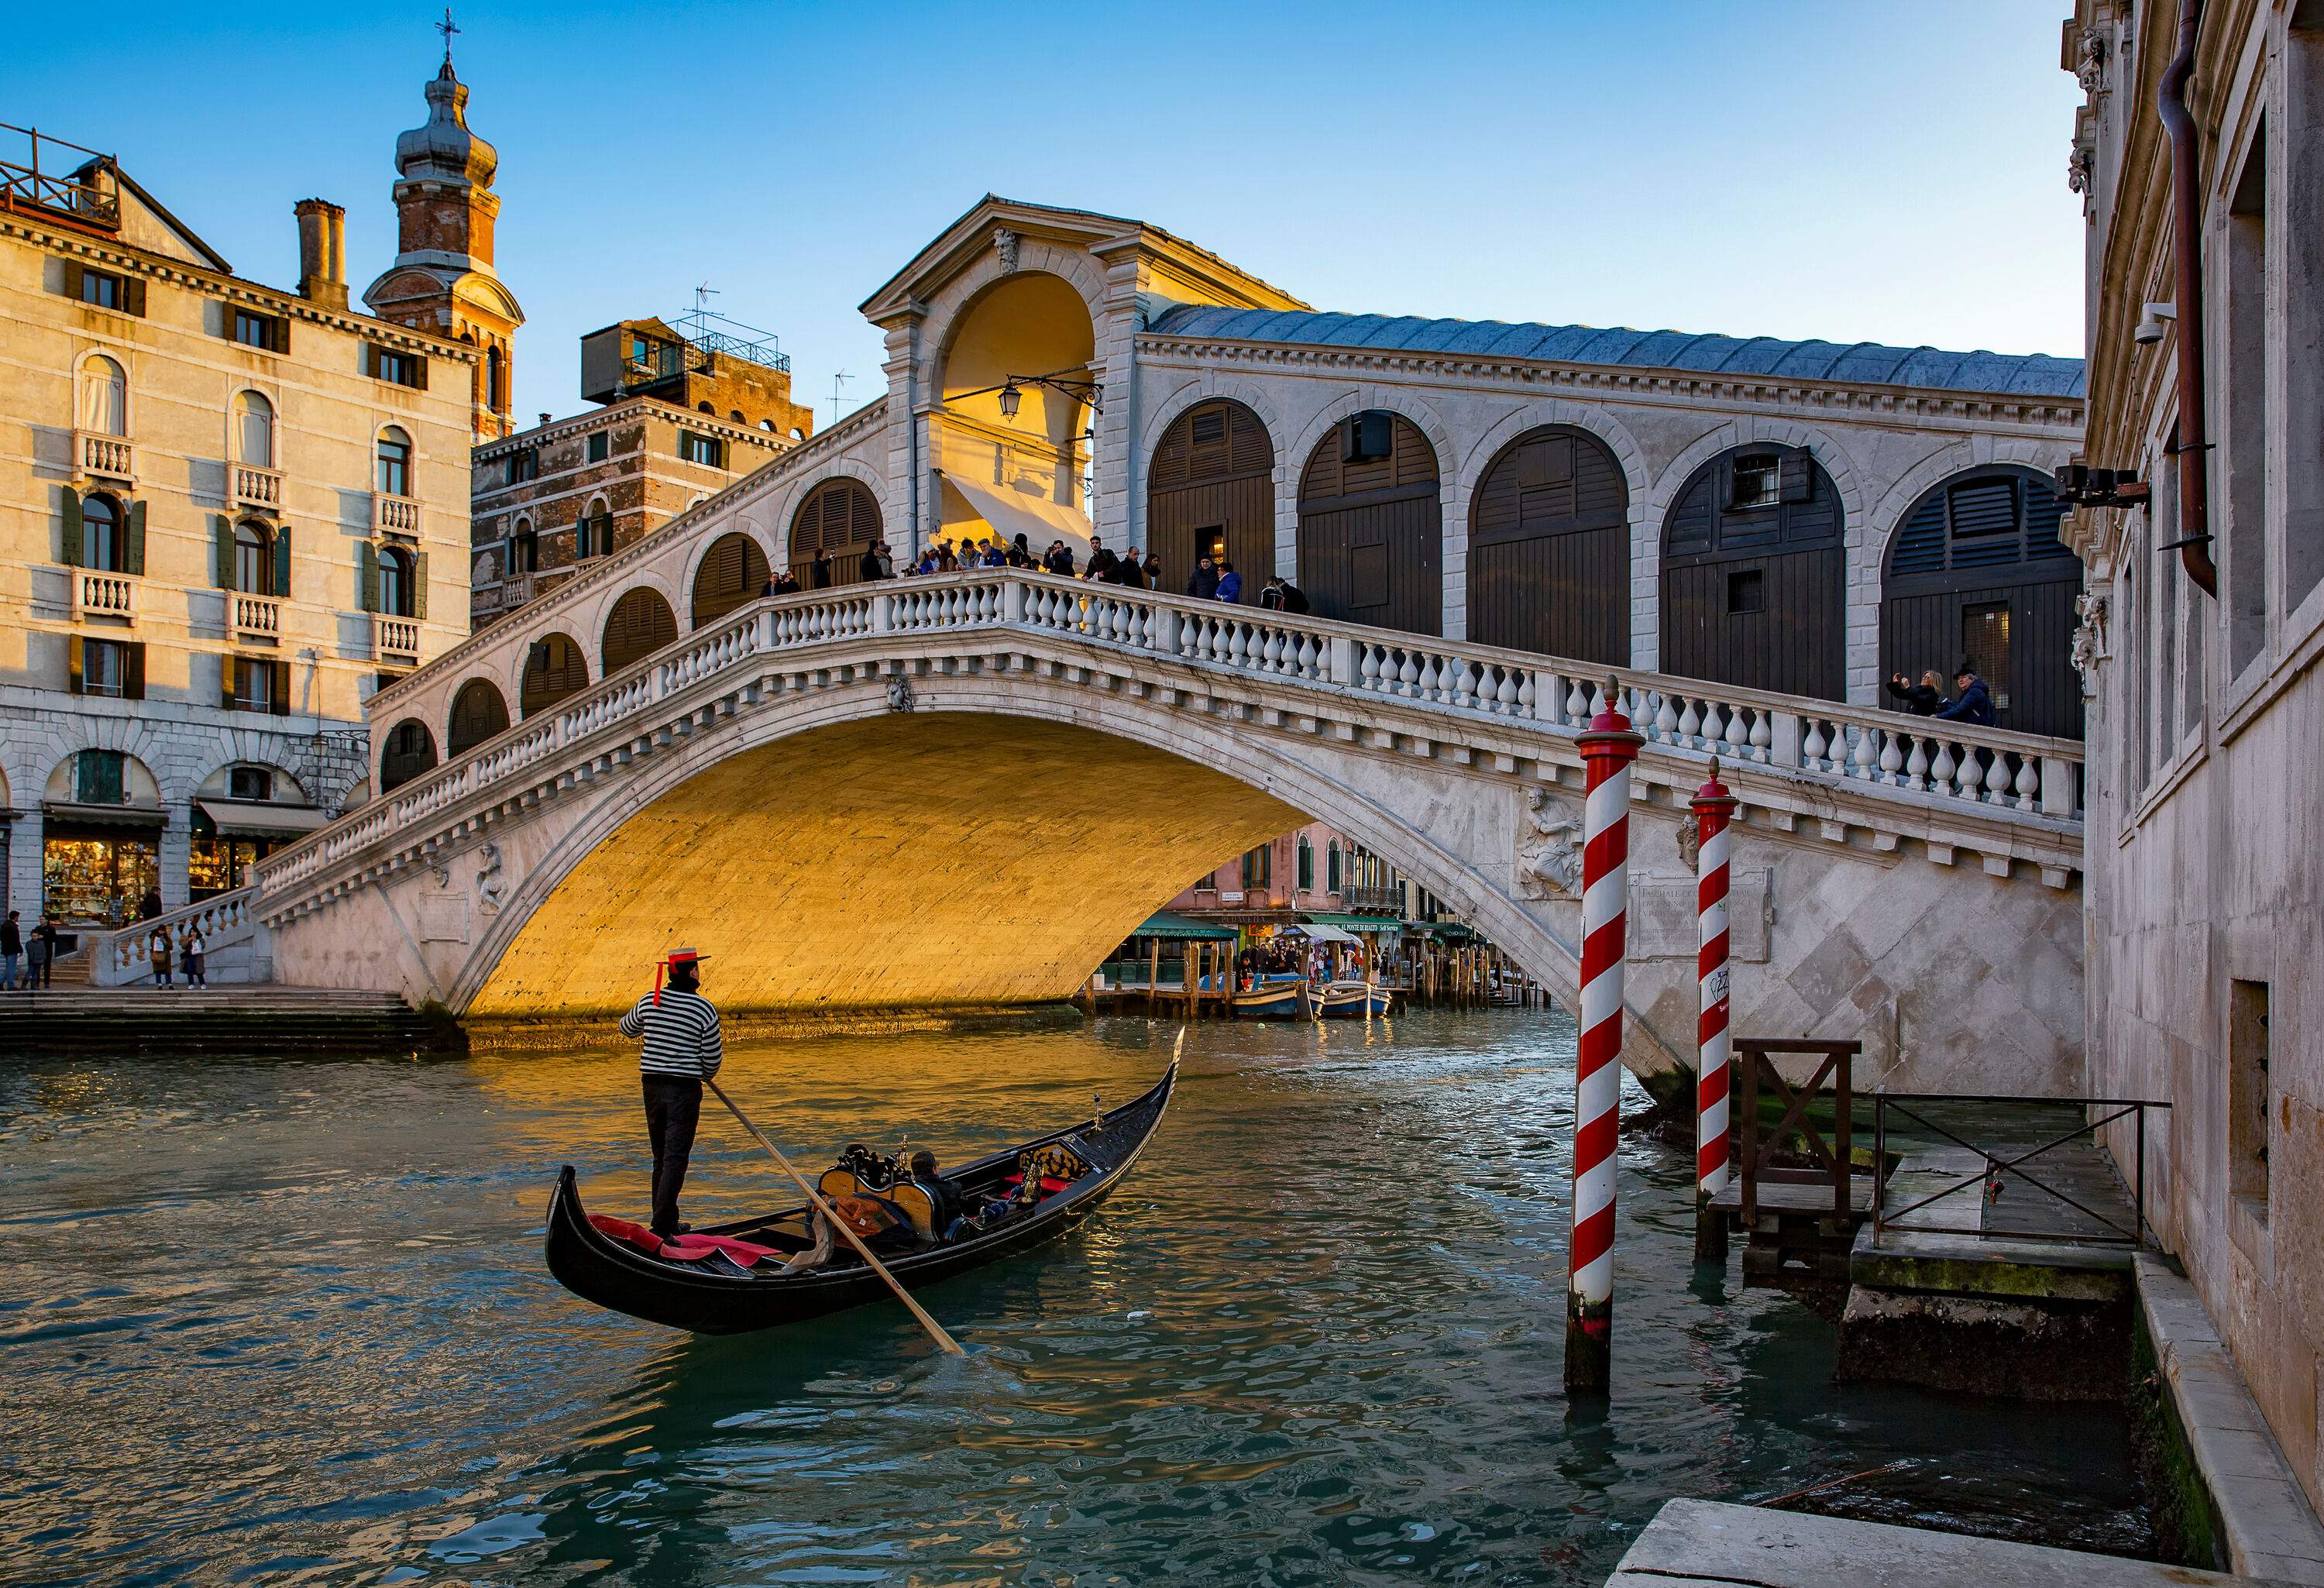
[[703, 1077, 965, 1356]]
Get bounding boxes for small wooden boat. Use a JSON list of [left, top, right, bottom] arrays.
[[545, 1062, 1177, 1335], [1232, 980, 1312, 1018], [1317, 981, 1394, 1019]]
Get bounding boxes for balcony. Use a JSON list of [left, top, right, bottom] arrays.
[[1339, 885, 1404, 916], [232, 464, 283, 513], [232, 592, 281, 642], [74, 430, 134, 485], [73, 569, 137, 624], [373, 614, 421, 665], [375, 493, 421, 536]]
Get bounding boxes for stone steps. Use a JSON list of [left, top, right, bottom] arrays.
[[0, 985, 458, 1055]]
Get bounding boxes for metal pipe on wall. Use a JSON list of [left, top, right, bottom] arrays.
[[2158, 0, 2221, 597]]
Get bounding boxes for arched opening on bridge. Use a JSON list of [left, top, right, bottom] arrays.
[[1659, 443, 1844, 699], [447, 678, 511, 755], [1468, 425, 1629, 666], [602, 587, 678, 675], [1298, 411, 1442, 635], [789, 479, 882, 590], [378, 719, 437, 792], [933, 270, 1098, 562], [1147, 399, 1273, 597], [520, 632, 589, 718], [693, 531, 769, 627], [466, 713, 1309, 1017], [1881, 465, 2082, 738]]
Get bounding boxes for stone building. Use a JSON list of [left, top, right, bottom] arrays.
[[2068, 0, 2324, 1518], [467, 313, 809, 628], [0, 69, 483, 926]]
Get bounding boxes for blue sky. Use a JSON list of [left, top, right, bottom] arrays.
[[13, 2, 2085, 427]]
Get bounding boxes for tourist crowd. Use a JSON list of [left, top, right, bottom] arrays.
[[758, 529, 1317, 613], [1882, 662, 1999, 727]]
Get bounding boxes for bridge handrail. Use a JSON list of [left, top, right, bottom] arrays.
[[98, 886, 257, 981], [259, 570, 2084, 902]]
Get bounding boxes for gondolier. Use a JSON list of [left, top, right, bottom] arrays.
[[618, 947, 722, 1238]]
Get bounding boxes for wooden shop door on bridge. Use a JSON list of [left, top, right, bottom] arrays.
[[1298, 411, 1442, 637], [1147, 399, 1274, 598], [1659, 443, 1844, 700], [790, 478, 882, 590], [1467, 424, 1629, 666]]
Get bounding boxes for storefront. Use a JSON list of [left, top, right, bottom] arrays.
[[41, 801, 165, 926], [188, 799, 326, 899]]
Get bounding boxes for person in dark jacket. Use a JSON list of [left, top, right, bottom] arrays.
[[1215, 561, 1243, 603], [810, 552, 833, 589], [907, 1150, 967, 1240], [1104, 547, 1146, 586], [1187, 556, 1219, 600], [1, 911, 19, 992], [1007, 533, 1035, 569], [1934, 667, 1997, 726], [1042, 541, 1074, 576], [1085, 537, 1118, 581], [1885, 669, 1944, 715], [860, 544, 887, 582], [1259, 576, 1312, 614]]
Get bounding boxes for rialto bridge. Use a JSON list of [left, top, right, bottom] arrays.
[[227, 195, 2093, 1097]]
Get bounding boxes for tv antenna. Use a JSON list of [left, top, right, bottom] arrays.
[[829, 371, 851, 426], [693, 281, 720, 318]]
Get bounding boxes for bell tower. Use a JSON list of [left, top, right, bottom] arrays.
[[363, 20, 524, 442]]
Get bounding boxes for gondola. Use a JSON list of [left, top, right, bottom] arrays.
[[544, 1060, 1177, 1335]]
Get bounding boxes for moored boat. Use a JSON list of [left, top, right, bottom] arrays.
[[1316, 980, 1394, 1019], [1232, 980, 1313, 1018], [545, 1061, 1177, 1335]]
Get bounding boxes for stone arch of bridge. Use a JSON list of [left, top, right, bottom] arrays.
[[447, 689, 1621, 1060]]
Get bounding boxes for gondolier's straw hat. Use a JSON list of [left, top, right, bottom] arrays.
[[652, 947, 709, 1005]]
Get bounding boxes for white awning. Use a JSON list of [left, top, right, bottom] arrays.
[[1287, 923, 1361, 944], [945, 475, 1094, 560], [197, 799, 329, 839]]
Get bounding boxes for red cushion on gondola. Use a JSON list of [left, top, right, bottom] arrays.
[[588, 1213, 779, 1268], [1001, 1174, 1071, 1194]]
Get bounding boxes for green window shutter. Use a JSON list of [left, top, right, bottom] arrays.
[[271, 658, 291, 715], [123, 500, 146, 576], [213, 515, 235, 588], [124, 642, 146, 702], [359, 541, 379, 613], [411, 552, 429, 621], [67, 634, 84, 695], [273, 524, 292, 599], [122, 277, 146, 318], [60, 489, 83, 568], [62, 260, 84, 301]]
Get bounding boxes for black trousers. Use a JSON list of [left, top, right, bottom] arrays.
[[641, 1075, 703, 1236]]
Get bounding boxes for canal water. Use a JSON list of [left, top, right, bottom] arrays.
[[3, 1011, 2144, 1586]]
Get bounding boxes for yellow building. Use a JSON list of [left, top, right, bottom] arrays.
[[0, 75, 485, 927]]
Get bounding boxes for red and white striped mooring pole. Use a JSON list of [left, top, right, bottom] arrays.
[[1566, 678, 1642, 1396], [1691, 760, 1739, 1266]]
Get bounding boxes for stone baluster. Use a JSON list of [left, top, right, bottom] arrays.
[[1984, 748, 2015, 805], [1904, 734, 1930, 791], [1800, 717, 1828, 773], [2013, 755, 2040, 812], [1850, 722, 1879, 782]]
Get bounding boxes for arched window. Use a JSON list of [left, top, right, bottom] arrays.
[[1298, 411, 1442, 635], [378, 719, 438, 793], [697, 400, 715, 414], [1147, 400, 1274, 600], [1325, 840, 1342, 895], [789, 478, 882, 589], [578, 499, 613, 559], [234, 521, 273, 593], [79, 354, 126, 435], [1297, 837, 1315, 892], [376, 426, 412, 497], [507, 517, 538, 574], [692, 531, 770, 627], [1468, 425, 1629, 666], [519, 632, 588, 717], [378, 546, 414, 618], [79, 492, 122, 571], [730, 409, 744, 424], [486, 346, 504, 412], [446, 678, 511, 754], [601, 586, 678, 674], [234, 390, 273, 466]]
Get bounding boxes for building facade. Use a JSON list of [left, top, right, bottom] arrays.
[[0, 74, 482, 925], [2069, 0, 2324, 1515], [467, 315, 809, 628]]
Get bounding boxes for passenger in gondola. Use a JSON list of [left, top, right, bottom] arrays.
[[908, 1150, 971, 1242]]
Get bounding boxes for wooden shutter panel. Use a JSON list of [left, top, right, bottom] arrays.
[[1779, 449, 1813, 504], [411, 552, 428, 621], [63, 260, 84, 301], [273, 524, 292, 598], [363, 343, 378, 379], [123, 500, 146, 576], [270, 658, 291, 714], [122, 277, 146, 318], [213, 515, 235, 588], [411, 355, 428, 391], [124, 642, 145, 702], [222, 655, 239, 710], [359, 541, 379, 612], [272, 315, 292, 355], [61, 489, 83, 567], [67, 634, 84, 695]]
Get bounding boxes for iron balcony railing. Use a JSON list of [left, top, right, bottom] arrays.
[[1872, 1094, 2172, 1246]]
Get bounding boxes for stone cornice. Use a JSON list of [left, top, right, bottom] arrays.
[[470, 395, 797, 464], [3, 215, 480, 362], [1134, 333, 2085, 434]]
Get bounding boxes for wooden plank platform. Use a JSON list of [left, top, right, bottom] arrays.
[[1708, 1178, 1872, 1216]]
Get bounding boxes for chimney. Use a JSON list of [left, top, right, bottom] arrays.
[[294, 199, 348, 310]]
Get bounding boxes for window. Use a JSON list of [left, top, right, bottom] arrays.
[[232, 309, 287, 352], [79, 353, 126, 435], [228, 765, 273, 802], [1727, 569, 1765, 615], [578, 503, 613, 559], [231, 656, 277, 713], [235, 390, 273, 466], [1298, 838, 1315, 892], [2225, 125, 2271, 677], [80, 268, 124, 309], [376, 428, 412, 497], [371, 347, 424, 388], [1326, 842, 1342, 894], [507, 449, 538, 486], [1731, 455, 1781, 510], [507, 520, 538, 574], [679, 431, 726, 468], [80, 493, 122, 570], [2230, 980, 2271, 1222], [1342, 411, 1392, 462], [235, 522, 274, 593], [1242, 845, 1272, 889], [486, 346, 505, 412], [77, 638, 129, 698], [1195, 871, 1218, 890], [586, 431, 609, 464], [76, 748, 126, 804], [378, 547, 414, 618]]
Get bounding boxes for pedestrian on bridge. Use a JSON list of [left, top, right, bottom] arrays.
[[1935, 665, 1997, 727], [26, 914, 56, 990], [620, 948, 724, 1239], [1, 911, 20, 992]]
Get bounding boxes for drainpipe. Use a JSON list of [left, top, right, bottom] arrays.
[[2158, 0, 2220, 596]]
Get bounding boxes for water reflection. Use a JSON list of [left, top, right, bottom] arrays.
[[0, 1011, 2142, 1584]]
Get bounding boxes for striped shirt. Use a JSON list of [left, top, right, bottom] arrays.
[[620, 989, 724, 1080]]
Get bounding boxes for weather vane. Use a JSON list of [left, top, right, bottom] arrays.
[[436, 8, 460, 64]]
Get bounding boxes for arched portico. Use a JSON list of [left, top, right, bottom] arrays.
[[930, 270, 1099, 559]]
